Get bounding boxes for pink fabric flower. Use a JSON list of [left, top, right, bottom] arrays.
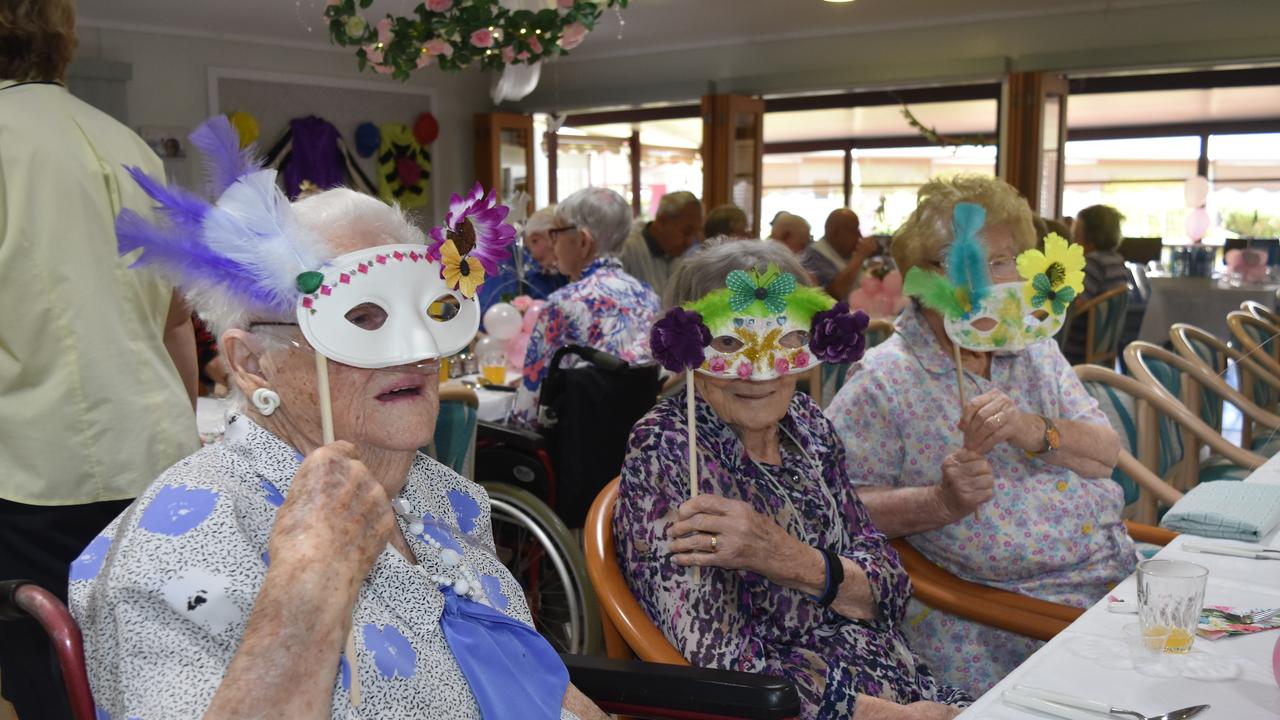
[[557, 0, 575, 7], [426, 0, 453, 12], [707, 356, 726, 374], [364, 44, 384, 64], [376, 18, 392, 44], [736, 361, 752, 379], [425, 39, 454, 57], [416, 51, 433, 69], [501, 46, 516, 63], [559, 22, 588, 50], [528, 36, 543, 54], [774, 357, 791, 375], [470, 28, 494, 48], [793, 350, 810, 369]]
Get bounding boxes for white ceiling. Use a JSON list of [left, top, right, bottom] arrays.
[[75, 0, 1221, 60]]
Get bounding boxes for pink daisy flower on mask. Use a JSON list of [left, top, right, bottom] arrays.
[[427, 182, 515, 275]]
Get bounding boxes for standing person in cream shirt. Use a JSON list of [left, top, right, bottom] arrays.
[[0, 1, 199, 716], [618, 190, 703, 298]]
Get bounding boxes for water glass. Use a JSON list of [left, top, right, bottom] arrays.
[[1122, 622, 1172, 675], [1137, 559, 1208, 655]]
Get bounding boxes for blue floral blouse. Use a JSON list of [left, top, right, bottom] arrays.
[[615, 389, 969, 719], [510, 256, 660, 428]]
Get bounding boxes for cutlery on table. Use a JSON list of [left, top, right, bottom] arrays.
[[1008, 685, 1208, 720], [1182, 541, 1280, 561], [1204, 606, 1280, 625]]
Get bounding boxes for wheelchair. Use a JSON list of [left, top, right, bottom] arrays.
[[476, 345, 663, 658]]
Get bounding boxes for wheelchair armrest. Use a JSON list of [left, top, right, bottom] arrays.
[[562, 653, 801, 720], [476, 420, 546, 453]]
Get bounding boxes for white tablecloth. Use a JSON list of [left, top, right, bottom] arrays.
[[1137, 277, 1279, 344], [960, 455, 1280, 719], [450, 373, 518, 422]]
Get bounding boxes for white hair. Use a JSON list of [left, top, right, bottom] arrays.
[[523, 205, 558, 236], [664, 237, 810, 308], [656, 191, 700, 219], [195, 188, 423, 339], [557, 187, 632, 256]]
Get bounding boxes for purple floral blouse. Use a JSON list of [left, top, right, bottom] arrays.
[[510, 257, 660, 428], [825, 305, 1136, 695], [616, 389, 970, 719]]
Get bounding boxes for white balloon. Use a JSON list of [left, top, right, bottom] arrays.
[[484, 302, 523, 340], [1184, 175, 1210, 208]]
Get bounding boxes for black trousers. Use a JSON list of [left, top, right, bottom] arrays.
[[0, 498, 131, 720]]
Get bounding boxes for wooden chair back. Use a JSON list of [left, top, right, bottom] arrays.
[[1062, 285, 1129, 365]]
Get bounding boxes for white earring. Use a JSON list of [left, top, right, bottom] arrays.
[[251, 388, 281, 416]]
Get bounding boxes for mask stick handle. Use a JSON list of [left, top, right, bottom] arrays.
[[687, 371, 701, 584], [316, 352, 363, 707], [953, 342, 980, 522]]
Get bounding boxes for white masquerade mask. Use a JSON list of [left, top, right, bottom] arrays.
[[296, 243, 479, 368], [942, 281, 1067, 352], [699, 313, 817, 381]]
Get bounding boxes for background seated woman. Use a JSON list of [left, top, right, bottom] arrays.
[[825, 174, 1131, 695], [69, 133, 603, 720], [616, 239, 968, 720], [510, 186, 661, 428]]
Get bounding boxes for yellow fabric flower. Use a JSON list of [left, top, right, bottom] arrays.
[[1016, 232, 1085, 307], [440, 240, 485, 298]]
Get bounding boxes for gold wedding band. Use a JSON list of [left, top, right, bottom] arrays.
[[709, 534, 718, 552], [995, 412, 1004, 427]]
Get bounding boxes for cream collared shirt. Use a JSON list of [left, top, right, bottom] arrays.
[[0, 80, 198, 505]]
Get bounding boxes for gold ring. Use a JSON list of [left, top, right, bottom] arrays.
[[709, 534, 718, 552], [995, 412, 1004, 426]]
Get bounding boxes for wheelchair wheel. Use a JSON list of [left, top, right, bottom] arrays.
[[482, 482, 602, 655]]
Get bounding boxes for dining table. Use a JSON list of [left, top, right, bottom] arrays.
[[1137, 276, 1279, 345], [959, 452, 1280, 719]]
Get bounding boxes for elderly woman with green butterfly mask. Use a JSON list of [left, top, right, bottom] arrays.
[[616, 239, 972, 720], [825, 175, 1131, 695]]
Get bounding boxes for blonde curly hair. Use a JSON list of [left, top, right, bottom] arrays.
[[0, 0, 76, 82], [891, 174, 1036, 273]]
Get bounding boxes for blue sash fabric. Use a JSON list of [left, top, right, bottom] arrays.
[[439, 588, 569, 720]]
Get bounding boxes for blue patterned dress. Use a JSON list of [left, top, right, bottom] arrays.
[[510, 256, 660, 427], [616, 389, 969, 720]]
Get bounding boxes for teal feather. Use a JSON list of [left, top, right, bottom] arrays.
[[946, 202, 990, 312]]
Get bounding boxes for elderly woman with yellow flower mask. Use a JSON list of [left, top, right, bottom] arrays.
[[825, 175, 1130, 696]]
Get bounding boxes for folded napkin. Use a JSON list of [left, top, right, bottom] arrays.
[[1160, 482, 1280, 542], [1199, 605, 1280, 640]]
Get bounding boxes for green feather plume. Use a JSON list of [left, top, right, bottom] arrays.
[[786, 285, 835, 322], [903, 266, 966, 318]]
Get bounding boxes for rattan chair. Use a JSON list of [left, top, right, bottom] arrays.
[[1241, 299, 1280, 330], [1227, 310, 1280, 381], [1061, 285, 1130, 366], [1170, 323, 1280, 445]]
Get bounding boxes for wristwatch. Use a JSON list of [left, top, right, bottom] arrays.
[[1034, 414, 1060, 455]]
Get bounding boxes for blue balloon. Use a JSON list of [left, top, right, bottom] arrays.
[[355, 122, 381, 158]]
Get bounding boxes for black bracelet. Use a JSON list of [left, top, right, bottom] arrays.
[[817, 548, 844, 607]]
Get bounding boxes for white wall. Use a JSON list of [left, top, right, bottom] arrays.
[[516, 0, 1280, 112], [72, 24, 495, 226]]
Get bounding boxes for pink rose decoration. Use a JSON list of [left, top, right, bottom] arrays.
[[470, 28, 494, 48], [528, 36, 543, 54], [774, 357, 790, 375], [557, 0, 575, 7], [364, 44, 384, 64], [426, 0, 453, 11], [559, 22, 588, 50], [848, 269, 907, 319], [708, 356, 726, 374], [793, 350, 810, 369], [511, 295, 533, 313], [373, 64, 394, 75], [376, 18, 392, 44], [501, 46, 516, 63], [416, 52, 432, 69], [736, 361, 752, 379], [516, 50, 530, 61], [425, 39, 454, 57]]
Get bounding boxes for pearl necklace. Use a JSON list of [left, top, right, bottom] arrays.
[[391, 497, 487, 604]]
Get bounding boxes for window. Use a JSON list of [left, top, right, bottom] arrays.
[[1209, 133, 1280, 238], [1062, 136, 1201, 239], [761, 151, 844, 237], [554, 134, 631, 204], [851, 145, 996, 234]]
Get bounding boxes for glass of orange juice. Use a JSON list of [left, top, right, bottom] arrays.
[[475, 336, 508, 386], [1137, 559, 1208, 656]]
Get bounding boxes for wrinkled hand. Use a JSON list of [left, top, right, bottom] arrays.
[[903, 701, 962, 720], [958, 389, 1040, 454], [666, 494, 799, 577], [852, 235, 879, 262], [268, 441, 394, 592], [936, 448, 994, 521]]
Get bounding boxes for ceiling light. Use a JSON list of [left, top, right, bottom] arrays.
[[824, 0, 856, 3]]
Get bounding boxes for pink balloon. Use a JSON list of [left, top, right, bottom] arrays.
[[1185, 207, 1211, 241], [860, 275, 882, 294], [521, 301, 545, 334], [848, 289, 872, 313], [881, 270, 903, 296]]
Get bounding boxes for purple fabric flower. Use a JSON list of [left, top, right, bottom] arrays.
[[426, 182, 516, 276], [650, 308, 711, 373], [810, 302, 869, 363]]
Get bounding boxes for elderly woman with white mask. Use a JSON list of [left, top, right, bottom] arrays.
[[68, 117, 605, 720], [510, 187, 661, 428]]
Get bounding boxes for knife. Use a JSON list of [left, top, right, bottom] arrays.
[[1003, 690, 1105, 720], [1182, 541, 1280, 560], [1012, 686, 1209, 720]]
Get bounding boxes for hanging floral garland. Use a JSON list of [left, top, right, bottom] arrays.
[[900, 105, 992, 148], [325, 0, 629, 79]]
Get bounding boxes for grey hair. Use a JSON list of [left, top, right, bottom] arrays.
[[656, 191, 700, 219], [524, 204, 558, 236], [557, 187, 632, 256], [195, 187, 423, 339], [664, 237, 811, 308]]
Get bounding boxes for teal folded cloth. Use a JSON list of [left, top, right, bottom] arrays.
[[1160, 482, 1280, 542]]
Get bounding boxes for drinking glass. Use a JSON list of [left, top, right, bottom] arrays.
[[1137, 559, 1208, 655], [1122, 622, 1173, 675]]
